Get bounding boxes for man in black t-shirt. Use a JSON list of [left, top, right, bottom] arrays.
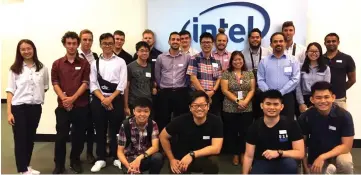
[[159, 90, 223, 174], [243, 89, 304, 174]]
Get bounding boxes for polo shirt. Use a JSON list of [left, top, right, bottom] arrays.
[[116, 49, 133, 65], [51, 56, 90, 108], [298, 105, 354, 164], [323, 51, 356, 99]]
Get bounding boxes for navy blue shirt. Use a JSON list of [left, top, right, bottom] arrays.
[[298, 105, 354, 164]]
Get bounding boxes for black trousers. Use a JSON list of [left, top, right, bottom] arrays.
[[85, 102, 94, 155], [170, 156, 219, 174], [222, 111, 253, 154], [209, 89, 222, 117], [252, 89, 263, 120], [11, 104, 41, 172], [54, 106, 87, 167], [156, 88, 190, 132], [91, 95, 124, 160], [281, 92, 295, 121]]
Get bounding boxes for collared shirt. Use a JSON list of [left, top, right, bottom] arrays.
[[242, 46, 272, 70], [298, 105, 354, 164], [285, 42, 306, 65], [51, 56, 90, 108], [296, 66, 331, 104], [6, 63, 49, 105], [90, 54, 127, 96], [186, 52, 222, 91], [78, 49, 96, 65], [118, 117, 159, 162], [257, 54, 300, 95], [154, 51, 190, 89], [116, 49, 133, 65], [323, 51, 356, 99], [212, 50, 231, 71], [180, 47, 199, 57]]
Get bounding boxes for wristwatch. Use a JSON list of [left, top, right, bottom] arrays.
[[189, 151, 195, 160], [277, 150, 283, 157], [143, 152, 149, 159]]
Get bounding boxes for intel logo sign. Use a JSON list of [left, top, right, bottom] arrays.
[[181, 2, 271, 44]]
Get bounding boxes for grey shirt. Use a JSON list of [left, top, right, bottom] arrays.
[[127, 60, 153, 105], [242, 46, 272, 71], [154, 51, 191, 89], [296, 65, 331, 104]]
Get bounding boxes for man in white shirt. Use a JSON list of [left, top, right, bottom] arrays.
[[89, 33, 127, 172], [179, 30, 199, 56], [282, 21, 306, 65]]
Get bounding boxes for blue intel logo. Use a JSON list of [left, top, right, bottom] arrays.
[[181, 2, 271, 44]]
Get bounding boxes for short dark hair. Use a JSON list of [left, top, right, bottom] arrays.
[[228, 51, 247, 72], [179, 30, 191, 38], [113, 30, 125, 37], [282, 21, 295, 30], [61, 31, 80, 45], [311, 81, 333, 95], [199, 32, 214, 42], [189, 90, 210, 105], [99, 33, 114, 43], [262, 90, 283, 103], [133, 97, 152, 110], [169, 31, 180, 40], [270, 32, 285, 43], [324, 33, 339, 41], [248, 28, 262, 38], [136, 41, 150, 52]]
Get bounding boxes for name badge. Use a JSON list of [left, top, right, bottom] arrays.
[[237, 91, 243, 99], [279, 130, 287, 134], [239, 80, 243, 84], [145, 72, 151, 78], [329, 125, 336, 131], [212, 63, 218, 68], [279, 130, 288, 142], [75, 67, 81, 70], [203, 136, 210, 140], [178, 64, 184, 67], [284, 66, 292, 73], [224, 59, 229, 62], [152, 59, 156, 62], [336, 60, 342, 63]]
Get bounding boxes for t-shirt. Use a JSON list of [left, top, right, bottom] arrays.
[[165, 113, 223, 159], [246, 117, 303, 160], [127, 60, 153, 105]]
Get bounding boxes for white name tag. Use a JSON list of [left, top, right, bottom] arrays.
[[279, 130, 287, 134], [145, 72, 151, 77], [203, 136, 210, 140], [239, 80, 243, 84], [152, 59, 156, 62], [178, 64, 184, 67], [329, 125, 336, 131], [75, 67, 81, 70], [284, 66, 292, 73], [212, 63, 218, 68], [224, 59, 229, 62], [237, 91, 243, 99], [336, 60, 342, 63]]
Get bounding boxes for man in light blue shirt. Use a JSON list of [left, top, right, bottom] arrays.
[[257, 32, 300, 120]]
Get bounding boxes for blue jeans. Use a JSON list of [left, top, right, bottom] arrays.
[[250, 158, 298, 174]]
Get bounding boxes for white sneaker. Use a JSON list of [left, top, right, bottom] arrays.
[[113, 159, 122, 169], [325, 163, 337, 174], [20, 171, 32, 174], [27, 166, 40, 174], [91, 160, 106, 172]]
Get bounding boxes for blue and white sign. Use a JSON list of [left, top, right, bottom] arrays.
[[148, 0, 307, 52]]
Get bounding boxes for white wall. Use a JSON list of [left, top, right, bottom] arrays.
[[1, 0, 360, 139]]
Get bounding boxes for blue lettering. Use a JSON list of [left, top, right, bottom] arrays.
[[192, 17, 199, 42], [229, 24, 246, 43]]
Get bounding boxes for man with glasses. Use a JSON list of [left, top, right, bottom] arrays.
[[154, 32, 191, 132], [90, 33, 127, 172], [187, 32, 222, 116], [160, 90, 223, 174], [323, 33, 356, 109]]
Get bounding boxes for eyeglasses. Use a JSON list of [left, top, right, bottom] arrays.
[[101, 42, 114, 47], [138, 49, 150, 53], [201, 41, 213, 45], [308, 51, 320, 55], [190, 103, 208, 109]]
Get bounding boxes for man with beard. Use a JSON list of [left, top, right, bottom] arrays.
[[322, 33, 356, 109], [180, 30, 199, 56], [257, 32, 300, 121], [242, 28, 272, 119], [242, 90, 304, 174], [160, 90, 223, 174], [282, 21, 306, 65], [113, 30, 133, 65], [154, 32, 191, 132], [213, 28, 231, 71]]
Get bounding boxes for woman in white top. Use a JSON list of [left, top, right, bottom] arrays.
[[6, 39, 49, 174]]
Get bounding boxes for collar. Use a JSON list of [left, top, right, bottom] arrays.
[[249, 47, 261, 55], [199, 51, 214, 59], [100, 53, 117, 60], [78, 49, 92, 56], [270, 53, 287, 59], [286, 42, 295, 50], [313, 104, 338, 118], [213, 49, 229, 55], [166, 50, 183, 57], [129, 117, 149, 130], [62, 55, 81, 63], [23, 62, 35, 67]]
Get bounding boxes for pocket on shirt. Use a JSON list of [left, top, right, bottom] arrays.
[[316, 72, 326, 76], [33, 72, 44, 84]]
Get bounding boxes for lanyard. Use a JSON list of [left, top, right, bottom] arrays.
[[234, 72, 243, 85], [250, 48, 262, 69], [292, 43, 297, 56]]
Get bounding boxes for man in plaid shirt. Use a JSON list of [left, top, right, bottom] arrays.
[[187, 32, 222, 116], [117, 97, 164, 174]]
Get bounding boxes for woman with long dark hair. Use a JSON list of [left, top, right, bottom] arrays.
[[6, 39, 49, 174], [221, 51, 255, 166], [296, 42, 330, 112]]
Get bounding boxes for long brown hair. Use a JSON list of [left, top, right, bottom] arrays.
[[10, 39, 43, 74]]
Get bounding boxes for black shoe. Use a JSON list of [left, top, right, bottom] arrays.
[[52, 166, 65, 174], [70, 162, 83, 174], [87, 153, 95, 164]]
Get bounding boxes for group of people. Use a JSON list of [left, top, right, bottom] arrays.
[[6, 20, 356, 174]]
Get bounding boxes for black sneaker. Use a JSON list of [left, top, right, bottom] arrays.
[[70, 162, 83, 174], [52, 166, 65, 174]]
